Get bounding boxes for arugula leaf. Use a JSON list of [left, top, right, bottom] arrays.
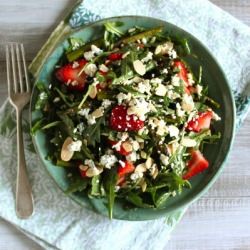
[[126, 192, 154, 208], [56, 160, 75, 167], [104, 22, 124, 37], [67, 37, 85, 52], [103, 168, 118, 219], [65, 177, 89, 194], [155, 192, 171, 208], [31, 118, 45, 135], [57, 112, 75, 138], [41, 121, 62, 130], [89, 175, 101, 197]]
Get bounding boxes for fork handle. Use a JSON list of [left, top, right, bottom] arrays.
[[15, 109, 34, 219]]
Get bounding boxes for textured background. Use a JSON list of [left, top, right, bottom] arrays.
[[0, 0, 249, 249]]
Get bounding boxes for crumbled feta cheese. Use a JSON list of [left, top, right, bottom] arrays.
[[137, 80, 151, 94], [196, 85, 203, 96], [162, 68, 168, 74], [126, 151, 137, 162], [78, 108, 90, 118], [142, 37, 147, 44], [187, 73, 195, 85], [91, 44, 103, 55], [76, 122, 85, 134], [100, 154, 117, 169], [112, 141, 122, 151], [151, 78, 162, 85], [155, 42, 174, 55], [156, 120, 168, 136], [39, 92, 47, 100], [102, 99, 112, 109], [87, 115, 96, 125], [84, 159, 96, 168], [72, 61, 80, 69], [116, 92, 132, 104], [212, 111, 221, 121], [84, 63, 97, 77], [84, 51, 94, 61], [182, 94, 195, 112], [118, 160, 126, 168], [176, 103, 185, 117], [168, 125, 179, 138], [169, 49, 177, 59], [130, 172, 143, 181], [155, 83, 167, 96], [141, 51, 153, 63], [181, 137, 197, 147], [171, 75, 181, 86], [127, 98, 150, 121], [99, 64, 109, 73], [67, 140, 82, 152], [160, 154, 169, 165]]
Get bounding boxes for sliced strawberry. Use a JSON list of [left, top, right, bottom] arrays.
[[110, 105, 144, 132], [173, 60, 189, 86], [55, 59, 88, 91], [78, 164, 88, 178], [108, 140, 132, 156], [183, 150, 209, 180], [186, 111, 213, 132], [117, 161, 135, 178], [108, 53, 123, 61]]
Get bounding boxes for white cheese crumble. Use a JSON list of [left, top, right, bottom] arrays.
[[160, 154, 169, 166], [126, 151, 137, 162], [176, 103, 185, 117], [102, 99, 112, 109], [39, 92, 47, 100], [181, 94, 195, 112], [212, 111, 221, 121], [155, 41, 174, 55], [84, 63, 97, 77], [84, 159, 96, 168], [53, 97, 60, 103], [72, 61, 80, 69], [78, 108, 90, 118], [162, 68, 168, 74], [127, 98, 150, 121], [196, 85, 203, 96], [181, 137, 197, 147], [155, 83, 167, 96], [137, 80, 151, 94], [91, 44, 103, 55], [99, 64, 109, 72], [156, 120, 168, 136], [119, 160, 126, 168], [168, 125, 179, 138], [67, 140, 82, 152], [141, 51, 153, 63], [171, 75, 181, 86], [151, 78, 162, 85], [84, 51, 94, 61], [116, 92, 132, 104], [100, 154, 117, 169], [130, 172, 143, 181]]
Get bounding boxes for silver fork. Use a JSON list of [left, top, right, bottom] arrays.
[[6, 43, 34, 219]]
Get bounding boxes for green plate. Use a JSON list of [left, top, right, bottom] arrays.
[[30, 16, 235, 220]]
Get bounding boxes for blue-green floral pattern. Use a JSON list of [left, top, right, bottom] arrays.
[[0, 0, 250, 249]]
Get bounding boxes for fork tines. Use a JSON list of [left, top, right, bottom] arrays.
[[6, 43, 30, 95]]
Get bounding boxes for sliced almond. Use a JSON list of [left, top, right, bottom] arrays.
[[151, 164, 159, 179], [122, 141, 133, 152], [91, 108, 104, 118], [79, 165, 88, 171], [133, 60, 146, 76], [86, 167, 103, 177], [140, 151, 147, 159], [89, 85, 97, 99], [61, 137, 74, 162], [145, 157, 153, 169], [135, 163, 147, 173], [181, 137, 197, 147], [141, 180, 147, 192], [132, 141, 140, 151]]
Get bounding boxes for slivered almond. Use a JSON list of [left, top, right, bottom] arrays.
[[61, 137, 74, 161], [79, 165, 88, 171], [135, 163, 147, 173], [89, 85, 97, 99], [122, 141, 133, 152], [141, 180, 147, 192], [133, 60, 146, 76], [181, 137, 196, 147], [145, 157, 153, 169], [92, 108, 104, 118], [86, 167, 103, 177]]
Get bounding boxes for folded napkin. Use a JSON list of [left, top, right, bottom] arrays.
[[0, 1, 250, 249]]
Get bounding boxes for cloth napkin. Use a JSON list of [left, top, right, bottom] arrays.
[[0, 1, 250, 249]]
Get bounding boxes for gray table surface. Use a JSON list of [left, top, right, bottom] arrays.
[[0, 0, 250, 249]]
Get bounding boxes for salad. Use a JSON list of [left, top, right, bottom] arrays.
[[33, 22, 221, 218]]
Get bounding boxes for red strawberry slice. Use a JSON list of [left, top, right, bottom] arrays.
[[108, 53, 123, 61], [117, 161, 135, 178], [173, 60, 189, 86], [108, 140, 132, 156], [183, 150, 209, 180], [55, 59, 88, 91], [110, 105, 144, 132], [186, 111, 213, 132]]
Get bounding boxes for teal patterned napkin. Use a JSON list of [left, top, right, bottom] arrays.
[[0, 1, 250, 250]]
